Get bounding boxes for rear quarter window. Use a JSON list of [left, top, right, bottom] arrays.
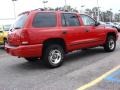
[[13, 13, 28, 29], [32, 12, 57, 28]]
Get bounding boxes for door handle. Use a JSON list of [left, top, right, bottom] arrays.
[[62, 31, 67, 34], [85, 29, 90, 32]]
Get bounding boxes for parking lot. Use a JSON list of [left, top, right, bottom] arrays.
[[0, 33, 120, 90]]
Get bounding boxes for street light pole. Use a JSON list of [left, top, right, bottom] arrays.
[[97, 0, 100, 21], [12, 0, 17, 19], [110, 9, 112, 22]]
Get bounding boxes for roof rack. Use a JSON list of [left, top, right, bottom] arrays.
[[33, 8, 71, 12], [34, 8, 45, 11], [32, 8, 78, 13]]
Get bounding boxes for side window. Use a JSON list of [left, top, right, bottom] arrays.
[[61, 13, 80, 26], [32, 12, 56, 27], [61, 14, 66, 26], [81, 15, 95, 26], [13, 14, 28, 29]]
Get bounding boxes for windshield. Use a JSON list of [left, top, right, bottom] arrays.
[[13, 13, 28, 29]]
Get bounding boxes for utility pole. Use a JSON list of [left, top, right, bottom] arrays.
[[12, 0, 17, 19], [119, 10, 120, 22], [110, 8, 112, 22], [97, 0, 100, 21]]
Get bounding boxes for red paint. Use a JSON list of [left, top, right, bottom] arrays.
[[5, 10, 118, 58]]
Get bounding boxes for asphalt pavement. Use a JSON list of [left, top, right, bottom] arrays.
[[0, 35, 120, 90]]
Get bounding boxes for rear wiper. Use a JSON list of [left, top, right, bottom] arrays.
[[9, 27, 21, 32], [14, 27, 21, 29]]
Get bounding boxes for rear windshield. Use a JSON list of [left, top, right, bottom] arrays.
[[13, 13, 28, 29]]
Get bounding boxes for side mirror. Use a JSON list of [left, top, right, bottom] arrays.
[[95, 22, 100, 26]]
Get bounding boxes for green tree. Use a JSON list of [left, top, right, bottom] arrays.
[[85, 9, 93, 16]]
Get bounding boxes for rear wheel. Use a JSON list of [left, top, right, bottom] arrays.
[[104, 35, 116, 52], [42, 44, 64, 68]]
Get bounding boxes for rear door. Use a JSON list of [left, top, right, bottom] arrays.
[[8, 13, 28, 46], [80, 14, 105, 47], [29, 12, 59, 45], [61, 13, 86, 51]]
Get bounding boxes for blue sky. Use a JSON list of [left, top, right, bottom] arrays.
[[0, 0, 120, 19]]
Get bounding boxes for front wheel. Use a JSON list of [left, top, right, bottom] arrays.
[[104, 36, 116, 52], [42, 44, 64, 68]]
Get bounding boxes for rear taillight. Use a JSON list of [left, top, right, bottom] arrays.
[[20, 30, 29, 45], [21, 41, 29, 45]]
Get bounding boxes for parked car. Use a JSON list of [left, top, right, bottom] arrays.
[[0, 24, 10, 45], [99, 21, 106, 25], [0, 25, 4, 44], [3, 24, 11, 31], [113, 22, 120, 32], [5, 10, 118, 68], [106, 22, 120, 32]]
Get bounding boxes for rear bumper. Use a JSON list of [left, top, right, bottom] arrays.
[[5, 43, 43, 58]]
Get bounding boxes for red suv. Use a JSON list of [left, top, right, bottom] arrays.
[[5, 10, 118, 68]]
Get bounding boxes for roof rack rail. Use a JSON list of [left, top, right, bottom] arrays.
[[33, 8, 78, 13], [34, 8, 45, 11]]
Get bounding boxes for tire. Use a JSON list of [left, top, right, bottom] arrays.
[[118, 29, 120, 32], [3, 40, 6, 48], [3, 38, 7, 48], [81, 48, 89, 51], [25, 57, 38, 62], [104, 35, 116, 52], [42, 44, 64, 68]]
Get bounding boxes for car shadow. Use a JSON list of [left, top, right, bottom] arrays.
[[10, 47, 114, 71], [65, 47, 107, 62], [11, 60, 48, 71]]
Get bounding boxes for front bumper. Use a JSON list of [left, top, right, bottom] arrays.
[[5, 43, 43, 58]]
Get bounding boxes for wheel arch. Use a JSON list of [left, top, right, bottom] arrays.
[[42, 38, 67, 53], [106, 32, 117, 41]]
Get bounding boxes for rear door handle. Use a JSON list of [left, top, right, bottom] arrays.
[[85, 29, 90, 32], [62, 31, 67, 34]]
